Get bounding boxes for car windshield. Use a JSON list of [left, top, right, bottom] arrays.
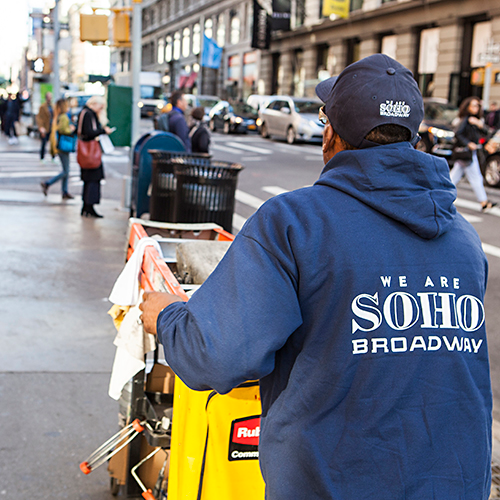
[[232, 103, 258, 116], [424, 102, 458, 123], [293, 100, 322, 114], [199, 98, 219, 108]]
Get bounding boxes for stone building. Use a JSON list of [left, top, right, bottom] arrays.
[[264, 0, 500, 106], [121, 0, 500, 106]]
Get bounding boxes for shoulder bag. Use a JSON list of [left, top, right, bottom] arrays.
[[77, 109, 102, 169]]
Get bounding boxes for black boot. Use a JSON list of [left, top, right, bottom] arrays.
[[82, 204, 103, 218]]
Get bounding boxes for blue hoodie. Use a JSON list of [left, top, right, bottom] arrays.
[[158, 142, 492, 499]]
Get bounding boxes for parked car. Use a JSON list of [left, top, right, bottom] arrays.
[[259, 96, 324, 144], [417, 98, 458, 163], [480, 131, 500, 187], [208, 101, 258, 133], [184, 94, 221, 120]]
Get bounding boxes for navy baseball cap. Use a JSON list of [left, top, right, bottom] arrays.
[[315, 54, 424, 149]]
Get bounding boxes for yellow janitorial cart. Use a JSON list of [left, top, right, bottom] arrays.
[[81, 219, 265, 500]]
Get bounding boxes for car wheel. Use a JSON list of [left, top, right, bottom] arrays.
[[286, 126, 296, 145], [260, 122, 269, 138], [223, 121, 230, 134], [209, 119, 216, 132], [483, 154, 500, 187]]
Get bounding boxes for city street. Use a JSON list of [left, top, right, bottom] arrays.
[[1, 124, 500, 497]]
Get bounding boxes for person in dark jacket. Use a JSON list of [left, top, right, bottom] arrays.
[[451, 96, 496, 212], [485, 101, 500, 130], [168, 90, 191, 152], [140, 55, 492, 500], [189, 106, 210, 153], [77, 96, 112, 218], [4, 93, 21, 144]]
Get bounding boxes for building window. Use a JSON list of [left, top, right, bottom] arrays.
[[381, 34, 397, 60], [165, 35, 173, 62], [166, 0, 171, 19], [193, 23, 201, 55], [158, 38, 165, 64], [294, 0, 305, 28], [418, 27, 440, 97], [150, 41, 155, 65], [217, 13, 226, 47], [182, 27, 191, 58], [205, 18, 213, 39], [350, 0, 363, 11], [230, 10, 240, 45], [151, 7, 156, 26], [173, 31, 181, 60]]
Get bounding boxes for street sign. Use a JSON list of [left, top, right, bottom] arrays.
[[478, 39, 500, 64]]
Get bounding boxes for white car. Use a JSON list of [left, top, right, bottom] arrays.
[[259, 96, 324, 144]]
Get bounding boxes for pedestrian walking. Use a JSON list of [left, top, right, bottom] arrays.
[[4, 93, 21, 144], [189, 106, 210, 153], [168, 91, 191, 152], [40, 98, 76, 200], [76, 96, 113, 218], [36, 92, 53, 160], [140, 54, 492, 500], [450, 96, 497, 212], [154, 103, 172, 131], [0, 92, 7, 134], [485, 101, 500, 131]]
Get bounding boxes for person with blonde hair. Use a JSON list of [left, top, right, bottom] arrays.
[[40, 98, 75, 199], [76, 95, 113, 218]]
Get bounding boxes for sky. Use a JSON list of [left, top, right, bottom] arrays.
[[0, 0, 48, 80]]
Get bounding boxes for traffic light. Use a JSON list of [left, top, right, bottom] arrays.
[[113, 12, 130, 45], [32, 56, 52, 74], [80, 13, 109, 43]]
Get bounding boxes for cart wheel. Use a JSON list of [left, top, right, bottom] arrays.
[[110, 477, 120, 496]]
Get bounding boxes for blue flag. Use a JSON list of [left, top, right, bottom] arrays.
[[201, 34, 223, 69]]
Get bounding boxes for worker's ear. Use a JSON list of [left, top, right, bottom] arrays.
[[322, 123, 337, 164]]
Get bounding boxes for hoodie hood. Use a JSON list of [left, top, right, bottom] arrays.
[[315, 142, 457, 240]]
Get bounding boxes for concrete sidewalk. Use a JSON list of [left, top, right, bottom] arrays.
[[0, 125, 132, 497]]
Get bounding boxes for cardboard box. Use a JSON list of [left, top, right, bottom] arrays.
[[146, 364, 175, 394]]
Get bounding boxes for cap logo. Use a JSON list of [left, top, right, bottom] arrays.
[[379, 100, 411, 118]]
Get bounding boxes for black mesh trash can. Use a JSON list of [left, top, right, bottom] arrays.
[[173, 160, 244, 232], [149, 151, 211, 222]]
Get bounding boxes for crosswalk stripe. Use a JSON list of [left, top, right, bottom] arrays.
[[263, 186, 288, 196], [212, 144, 248, 155], [235, 189, 265, 209], [232, 213, 247, 231], [226, 142, 273, 155], [482, 243, 500, 259]]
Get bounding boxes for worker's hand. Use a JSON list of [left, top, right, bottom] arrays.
[[139, 291, 183, 335]]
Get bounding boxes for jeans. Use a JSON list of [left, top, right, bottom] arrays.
[[450, 151, 487, 203], [46, 151, 70, 194], [40, 133, 50, 159]]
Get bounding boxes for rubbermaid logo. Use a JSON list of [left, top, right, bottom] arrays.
[[229, 415, 260, 461], [380, 100, 411, 118]]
